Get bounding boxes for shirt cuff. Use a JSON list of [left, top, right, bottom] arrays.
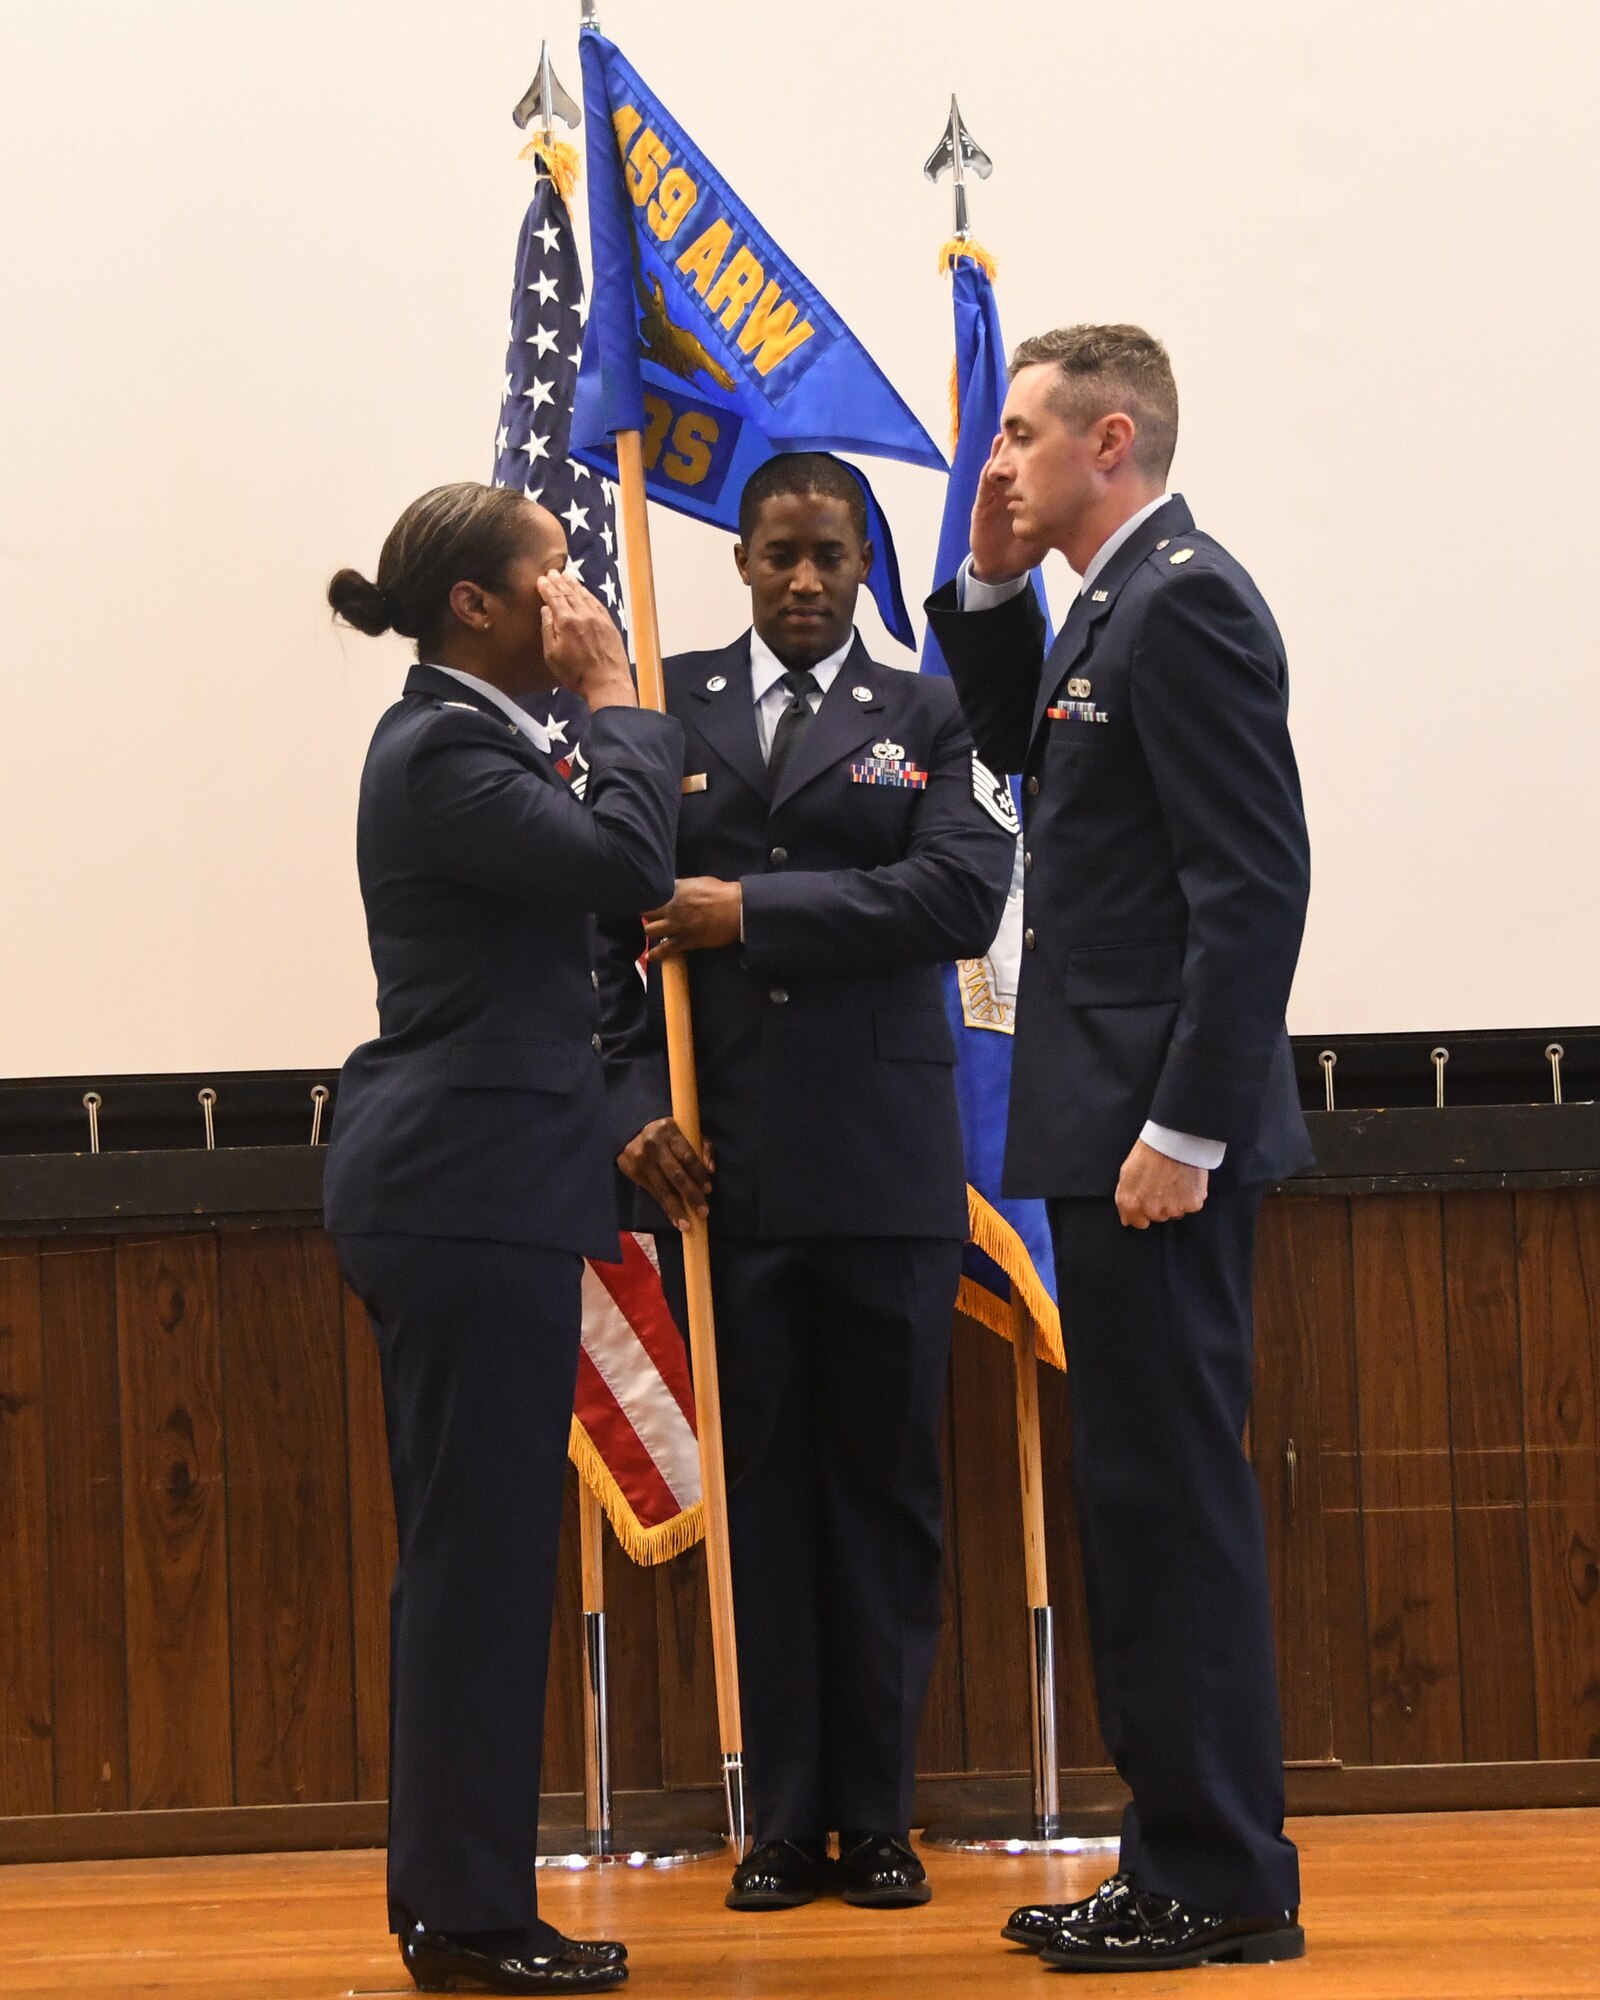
[[957, 555, 1033, 613], [1140, 1121, 1226, 1171]]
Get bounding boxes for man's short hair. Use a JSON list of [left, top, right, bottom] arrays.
[[737, 452, 870, 546], [1009, 324, 1179, 480]]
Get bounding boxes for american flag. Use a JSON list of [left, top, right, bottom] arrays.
[[494, 170, 622, 798], [495, 166, 702, 1563]]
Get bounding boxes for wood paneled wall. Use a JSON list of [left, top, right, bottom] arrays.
[[0, 1190, 1596, 1829]]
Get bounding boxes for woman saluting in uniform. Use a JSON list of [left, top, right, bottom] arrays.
[[324, 483, 682, 1995]]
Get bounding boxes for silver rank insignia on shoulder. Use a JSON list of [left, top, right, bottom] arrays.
[[705, 674, 728, 692], [851, 684, 873, 703], [1067, 678, 1091, 699], [1169, 548, 1195, 565], [1091, 589, 1109, 602], [440, 700, 479, 711], [972, 754, 1020, 834], [872, 738, 904, 762]]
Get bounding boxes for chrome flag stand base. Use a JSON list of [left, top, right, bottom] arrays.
[[722, 1752, 747, 1856], [537, 1609, 724, 1869], [922, 1607, 1118, 1857]]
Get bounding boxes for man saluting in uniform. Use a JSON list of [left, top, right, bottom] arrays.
[[927, 327, 1313, 1974], [599, 453, 1014, 1911]]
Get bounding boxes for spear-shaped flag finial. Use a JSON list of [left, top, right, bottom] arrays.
[[923, 95, 993, 242], [513, 40, 582, 143]]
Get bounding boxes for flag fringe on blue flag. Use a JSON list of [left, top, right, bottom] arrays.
[[923, 244, 1063, 1370]]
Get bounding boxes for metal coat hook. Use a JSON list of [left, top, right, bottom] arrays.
[[1545, 1043, 1565, 1106], [82, 1092, 102, 1156], [310, 1085, 330, 1147], [1430, 1047, 1449, 1109], [1318, 1050, 1337, 1112], [198, 1087, 218, 1151]]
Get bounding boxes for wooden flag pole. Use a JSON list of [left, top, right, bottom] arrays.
[[1008, 1288, 1063, 1837], [578, 1483, 611, 1853], [923, 1284, 1086, 1853], [613, 430, 747, 1851]]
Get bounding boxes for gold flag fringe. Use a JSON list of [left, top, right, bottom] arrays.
[[960, 1185, 1066, 1371], [565, 1182, 1059, 1564], [520, 135, 582, 200], [938, 236, 1000, 452], [568, 1416, 706, 1565]]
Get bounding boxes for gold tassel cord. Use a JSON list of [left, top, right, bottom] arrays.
[[936, 235, 998, 280], [568, 1415, 706, 1565], [520, 134, 582, 200], [938, 236, 999, 452]]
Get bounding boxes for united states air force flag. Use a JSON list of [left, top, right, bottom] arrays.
[[922, 253, 1061, 1365], [570, 28, 941, 646]]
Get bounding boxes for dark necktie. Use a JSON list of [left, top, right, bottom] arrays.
[[766, 667, 818, 787]]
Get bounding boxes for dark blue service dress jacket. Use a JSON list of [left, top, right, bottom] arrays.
[[324, 663, 683, 1260], [600, 634, 1016, 1240], [925, 496, 1314, 1197]]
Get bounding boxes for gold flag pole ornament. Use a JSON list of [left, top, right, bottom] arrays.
[[575, 0, 747, 1855]]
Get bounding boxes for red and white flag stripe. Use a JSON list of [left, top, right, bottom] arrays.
[[574, 1232, 701, 1560]]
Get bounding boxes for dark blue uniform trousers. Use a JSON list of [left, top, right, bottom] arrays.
[[704, 1233, 962, 1843], [1047, 1187, 1300, 1918], [336, 1233, 582, 1938]]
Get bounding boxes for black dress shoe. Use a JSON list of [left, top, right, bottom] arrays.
[[1002, 1871, 1135, 1950], [837, 1831, 931, 1908], [726, 1838, 831, 1910], [400, 1922, 628, 1993], [1039, 1890, 1304, 1972]]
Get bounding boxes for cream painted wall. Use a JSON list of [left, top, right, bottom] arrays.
[[2, 1, 1596, 1076]]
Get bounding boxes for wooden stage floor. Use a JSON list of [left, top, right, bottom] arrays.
[[1, 1810, 1596, 1999]]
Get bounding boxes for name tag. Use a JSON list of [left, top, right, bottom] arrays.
[[1048, 700, 1110, 725], [681, 773, 708, 794], [849, 758, 928, 789]]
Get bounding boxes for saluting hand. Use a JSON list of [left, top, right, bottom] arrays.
[[970, 433, 1051, 585], [618, 1118, 714, 1232], [1115, 1139, 1209, 1230], [642, 877, 743, 959], [536, 569, 636, 711]]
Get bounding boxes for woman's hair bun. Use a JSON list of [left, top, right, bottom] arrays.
[[327, 567, 394, 638]]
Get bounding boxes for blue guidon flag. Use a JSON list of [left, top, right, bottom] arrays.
[[921, 252, 1062, 1366], [570, 26, 941, 646]]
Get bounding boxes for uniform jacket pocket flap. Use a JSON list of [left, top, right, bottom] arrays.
[[873, 1006, 956, 1064], [1063, 939, 1184, 1007], [448, 1041, 582, 1092]]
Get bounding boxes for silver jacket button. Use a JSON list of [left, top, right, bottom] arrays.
[[769, 987, 789, 1005]]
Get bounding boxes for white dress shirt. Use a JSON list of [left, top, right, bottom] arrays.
[[733, 628, 857, 942], [955, 499, 1224, 1174], [427, 662, 552, 754], [748, 626, 855, 759]]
